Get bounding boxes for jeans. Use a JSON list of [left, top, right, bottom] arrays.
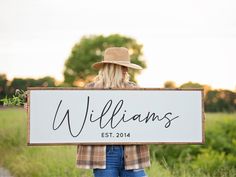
[[93, 145, 147, 177]]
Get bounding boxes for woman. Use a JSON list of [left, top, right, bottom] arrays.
[[77, 47, 150, 177]]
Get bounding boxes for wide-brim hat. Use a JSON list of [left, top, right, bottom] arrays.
[[92, 47, 143, 70]]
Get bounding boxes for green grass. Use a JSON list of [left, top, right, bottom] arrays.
[[0, 108, 92, 177], [0, 108, 236, 177]]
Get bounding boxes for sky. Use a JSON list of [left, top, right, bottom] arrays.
[[0, 0, 235, 90]]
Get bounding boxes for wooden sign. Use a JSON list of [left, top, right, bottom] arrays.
[[27, 88, 205, 145]]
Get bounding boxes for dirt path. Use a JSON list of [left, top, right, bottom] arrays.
[[0, 167, 14, 177]]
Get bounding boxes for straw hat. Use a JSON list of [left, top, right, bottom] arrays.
[[92, 47, 143, 70]]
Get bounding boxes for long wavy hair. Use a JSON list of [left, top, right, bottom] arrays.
[[94, 63, 130, 88]]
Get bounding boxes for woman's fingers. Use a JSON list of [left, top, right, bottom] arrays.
[[24, 103, 28, 111]]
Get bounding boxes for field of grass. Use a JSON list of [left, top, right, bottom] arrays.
[[0, 108, 236, 177]]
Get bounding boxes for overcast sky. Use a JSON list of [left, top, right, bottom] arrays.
[[0, 0, 235, 90]]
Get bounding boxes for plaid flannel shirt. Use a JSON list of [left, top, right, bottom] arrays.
[[76, 82, 151, 170]]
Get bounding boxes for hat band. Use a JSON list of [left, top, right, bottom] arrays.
[[103, 60, 130, 63]]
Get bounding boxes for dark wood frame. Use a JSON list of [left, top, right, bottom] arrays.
[[27, 87, 205, 146]]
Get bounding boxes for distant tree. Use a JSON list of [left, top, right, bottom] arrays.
[[180, 81, 211, 96], [180, 81, 203, 89], [205, 90, 236, 112], [164, 81, 176, 88], [0, 74, 8, 104], [9, 76, 56, 95], [9, 78, 27, 95], [204, 90, 218, 112], [35, 76, 56, 87], [63, 34, 147, 86]]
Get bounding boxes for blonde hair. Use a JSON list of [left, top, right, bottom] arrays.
[[94, 63, 130, 88]]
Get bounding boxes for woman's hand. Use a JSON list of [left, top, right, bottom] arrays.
[[24, 103, 28, 111], [23, 90, 29, 111]]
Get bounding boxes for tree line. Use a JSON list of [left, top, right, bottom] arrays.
[[164, 81, 236, 112], [0, 74, 235, 112]]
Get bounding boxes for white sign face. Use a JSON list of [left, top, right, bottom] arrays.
[[27, 88, 205, 145]]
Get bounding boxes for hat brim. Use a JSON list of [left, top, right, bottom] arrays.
[[92, 61, 143, 70]]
